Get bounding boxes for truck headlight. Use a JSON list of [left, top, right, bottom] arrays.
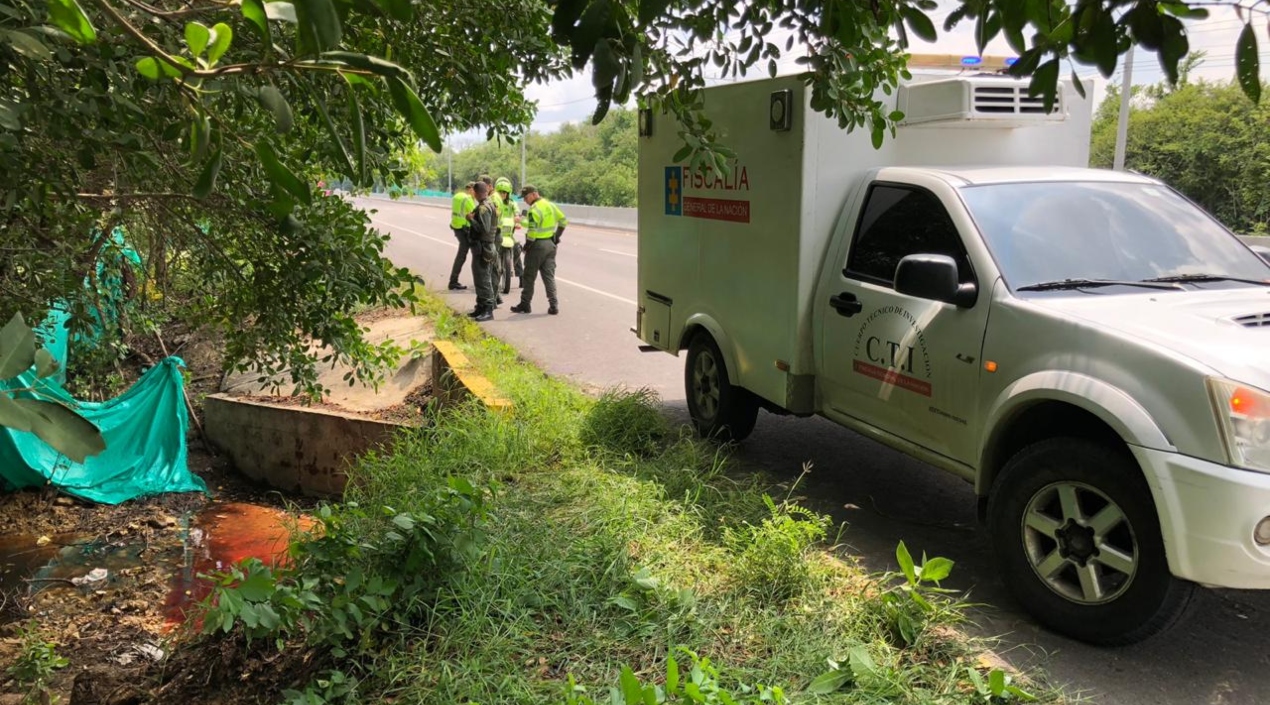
[[1208, 378, 1270, 472]]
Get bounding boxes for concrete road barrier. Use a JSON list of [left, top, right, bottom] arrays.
[[367, 193, 637, 232]]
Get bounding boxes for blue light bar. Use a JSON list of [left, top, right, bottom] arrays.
[[961, 56, 983, 66], [1004, 57, 1018, 66]]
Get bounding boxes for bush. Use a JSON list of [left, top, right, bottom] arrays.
[[579, 387, 669, 457], [724, 493, 832, 602]]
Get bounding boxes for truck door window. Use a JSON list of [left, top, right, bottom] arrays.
[[845, 184, 972, 287]]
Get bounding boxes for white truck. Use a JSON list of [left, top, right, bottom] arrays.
[[635, 68, 1270, 645]]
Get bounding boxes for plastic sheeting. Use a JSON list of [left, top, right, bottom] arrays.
[[0, 358, 208, 504]]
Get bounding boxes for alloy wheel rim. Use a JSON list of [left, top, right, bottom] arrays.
[[1021, 481, 1138, 605], [692, 350, 720, 420]]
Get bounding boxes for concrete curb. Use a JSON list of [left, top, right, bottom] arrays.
[[203, 342, 511, 497], [204, 394, 410, 498], [431, 340, 513, 414]]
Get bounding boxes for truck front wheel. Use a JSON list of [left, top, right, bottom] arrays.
[[685, 333, 758, 442], [987, 438, 1195, 645]]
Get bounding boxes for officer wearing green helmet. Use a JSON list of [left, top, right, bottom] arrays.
[[493, 178, 523, 294]]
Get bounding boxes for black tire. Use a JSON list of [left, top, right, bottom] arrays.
[[987, 437, 1195, 646], [684, 333, 759, 442]]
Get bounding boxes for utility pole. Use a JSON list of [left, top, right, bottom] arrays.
[[520, 132, 527, 188], [1113, 49, 1134, 171]]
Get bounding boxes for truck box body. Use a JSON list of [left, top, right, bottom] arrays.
[[636, 73, 1092, 413]]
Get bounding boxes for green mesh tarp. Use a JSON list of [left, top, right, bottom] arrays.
[[0, 357, 207, 504]]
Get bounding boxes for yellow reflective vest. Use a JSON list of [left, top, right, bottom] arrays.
[[497, 194, 518, 248], [450, 191, 475, 229], [527, 198, 568, 239]]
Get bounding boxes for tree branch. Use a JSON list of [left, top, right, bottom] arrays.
[[118, 0, 230, 19]]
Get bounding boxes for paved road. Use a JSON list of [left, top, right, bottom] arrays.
[[361, 196, 1270, 705]]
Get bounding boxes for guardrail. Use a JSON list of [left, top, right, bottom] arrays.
[[367, 192, 638, 232]]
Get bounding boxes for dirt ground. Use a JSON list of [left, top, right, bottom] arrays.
[[0, 307, 432, 705]]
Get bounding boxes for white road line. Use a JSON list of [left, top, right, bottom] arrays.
[[373, 218, 456, 248], [373, 216, 638, 306], [601, 248, 637, 258], [555, 276, 637, 305]]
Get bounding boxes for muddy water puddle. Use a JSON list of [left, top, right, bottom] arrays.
[[0, 502, 312, 626]]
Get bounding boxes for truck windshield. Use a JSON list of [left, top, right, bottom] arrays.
[[960, 181, 1270, 292]]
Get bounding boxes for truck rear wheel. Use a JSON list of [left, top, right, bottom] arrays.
[[988, 438, 1195, 645], [685, 333, 758, 442]]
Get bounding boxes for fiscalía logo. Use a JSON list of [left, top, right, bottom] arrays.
[[664, 166, 682, 216]]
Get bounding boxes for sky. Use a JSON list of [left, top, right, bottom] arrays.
[[446, 3, 1269, 149]]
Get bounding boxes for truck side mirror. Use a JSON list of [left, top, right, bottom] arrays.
[[894, 254, 977, 307]]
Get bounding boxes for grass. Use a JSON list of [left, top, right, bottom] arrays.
[[323, 290, 1067, 705]]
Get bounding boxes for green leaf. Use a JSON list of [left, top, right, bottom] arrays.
[[300, 0, 341, 50], [235, 569, 275, 601], [848, 645, 878, 681], [348, 87, 366, 185], [1071, 71, 1086, 99], [33, 349, 58, 379], [0, 313, 36, 379], [0, 394, 37, 433], [920, 556, 954, 583], [242, 0, 270, 41], [207, 22, 232, 65], [612, 594, 639, 611], [806, 668, 852, 695], [895, 541, 917, 586], [988, 668, 1007, 696], [318, 51, 409, 78], [1236, 23, 1261, 104], [902, 7, 937, 43], [15, 399, 105, 462], [47, 0, 96, 44], [671, 145, 691, 163], [1027, 58, 1060, 113], [255, 142, 312, 205], [307, 86, 354, 180], [375, 0, 411, 21], [258, 85, 294, 133], [619, 666, 642, 705], [1, 29, 52, 60], [666, 655, 679, 694], [135, 57, 162, 80], [264, 1, 297, 22], [385, 76, 441, 151], [185, 22, 211, 56], [638, 0, 671, 26], [193, 148, 223, 199]]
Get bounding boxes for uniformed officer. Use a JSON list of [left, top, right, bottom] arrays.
[[494, 178, 522, 294], [447, 182, 476, 290], [510, 185, 567, 316], [467, 182, 501, 321]]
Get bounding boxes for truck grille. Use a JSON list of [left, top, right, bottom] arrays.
[[1234, 312, 1270, 328], [972, 85, 1060, 115]]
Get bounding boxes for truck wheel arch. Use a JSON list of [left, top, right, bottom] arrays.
[[679, 316, 740, 384], [977, 372, 1174, 497]]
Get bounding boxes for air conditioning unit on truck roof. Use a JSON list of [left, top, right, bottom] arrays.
[[897, 75, 1067, 127]]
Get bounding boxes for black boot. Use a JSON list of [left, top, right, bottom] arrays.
[[510, 303, 531, 314], [449, 282, 467, 291], [467, 306, 486, 318], [548, 305, 559, 315], [473, 308, 494, 322]]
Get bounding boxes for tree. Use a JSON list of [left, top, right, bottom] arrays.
[[1, 0, 569, 397], [550, 0, 1267, 174], [1091, 76, 1270, 233]]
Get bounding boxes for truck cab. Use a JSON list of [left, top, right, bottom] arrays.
[[636, 67, 1270, 645]]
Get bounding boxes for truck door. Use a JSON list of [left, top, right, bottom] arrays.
[[818, 181, 990, 466]]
